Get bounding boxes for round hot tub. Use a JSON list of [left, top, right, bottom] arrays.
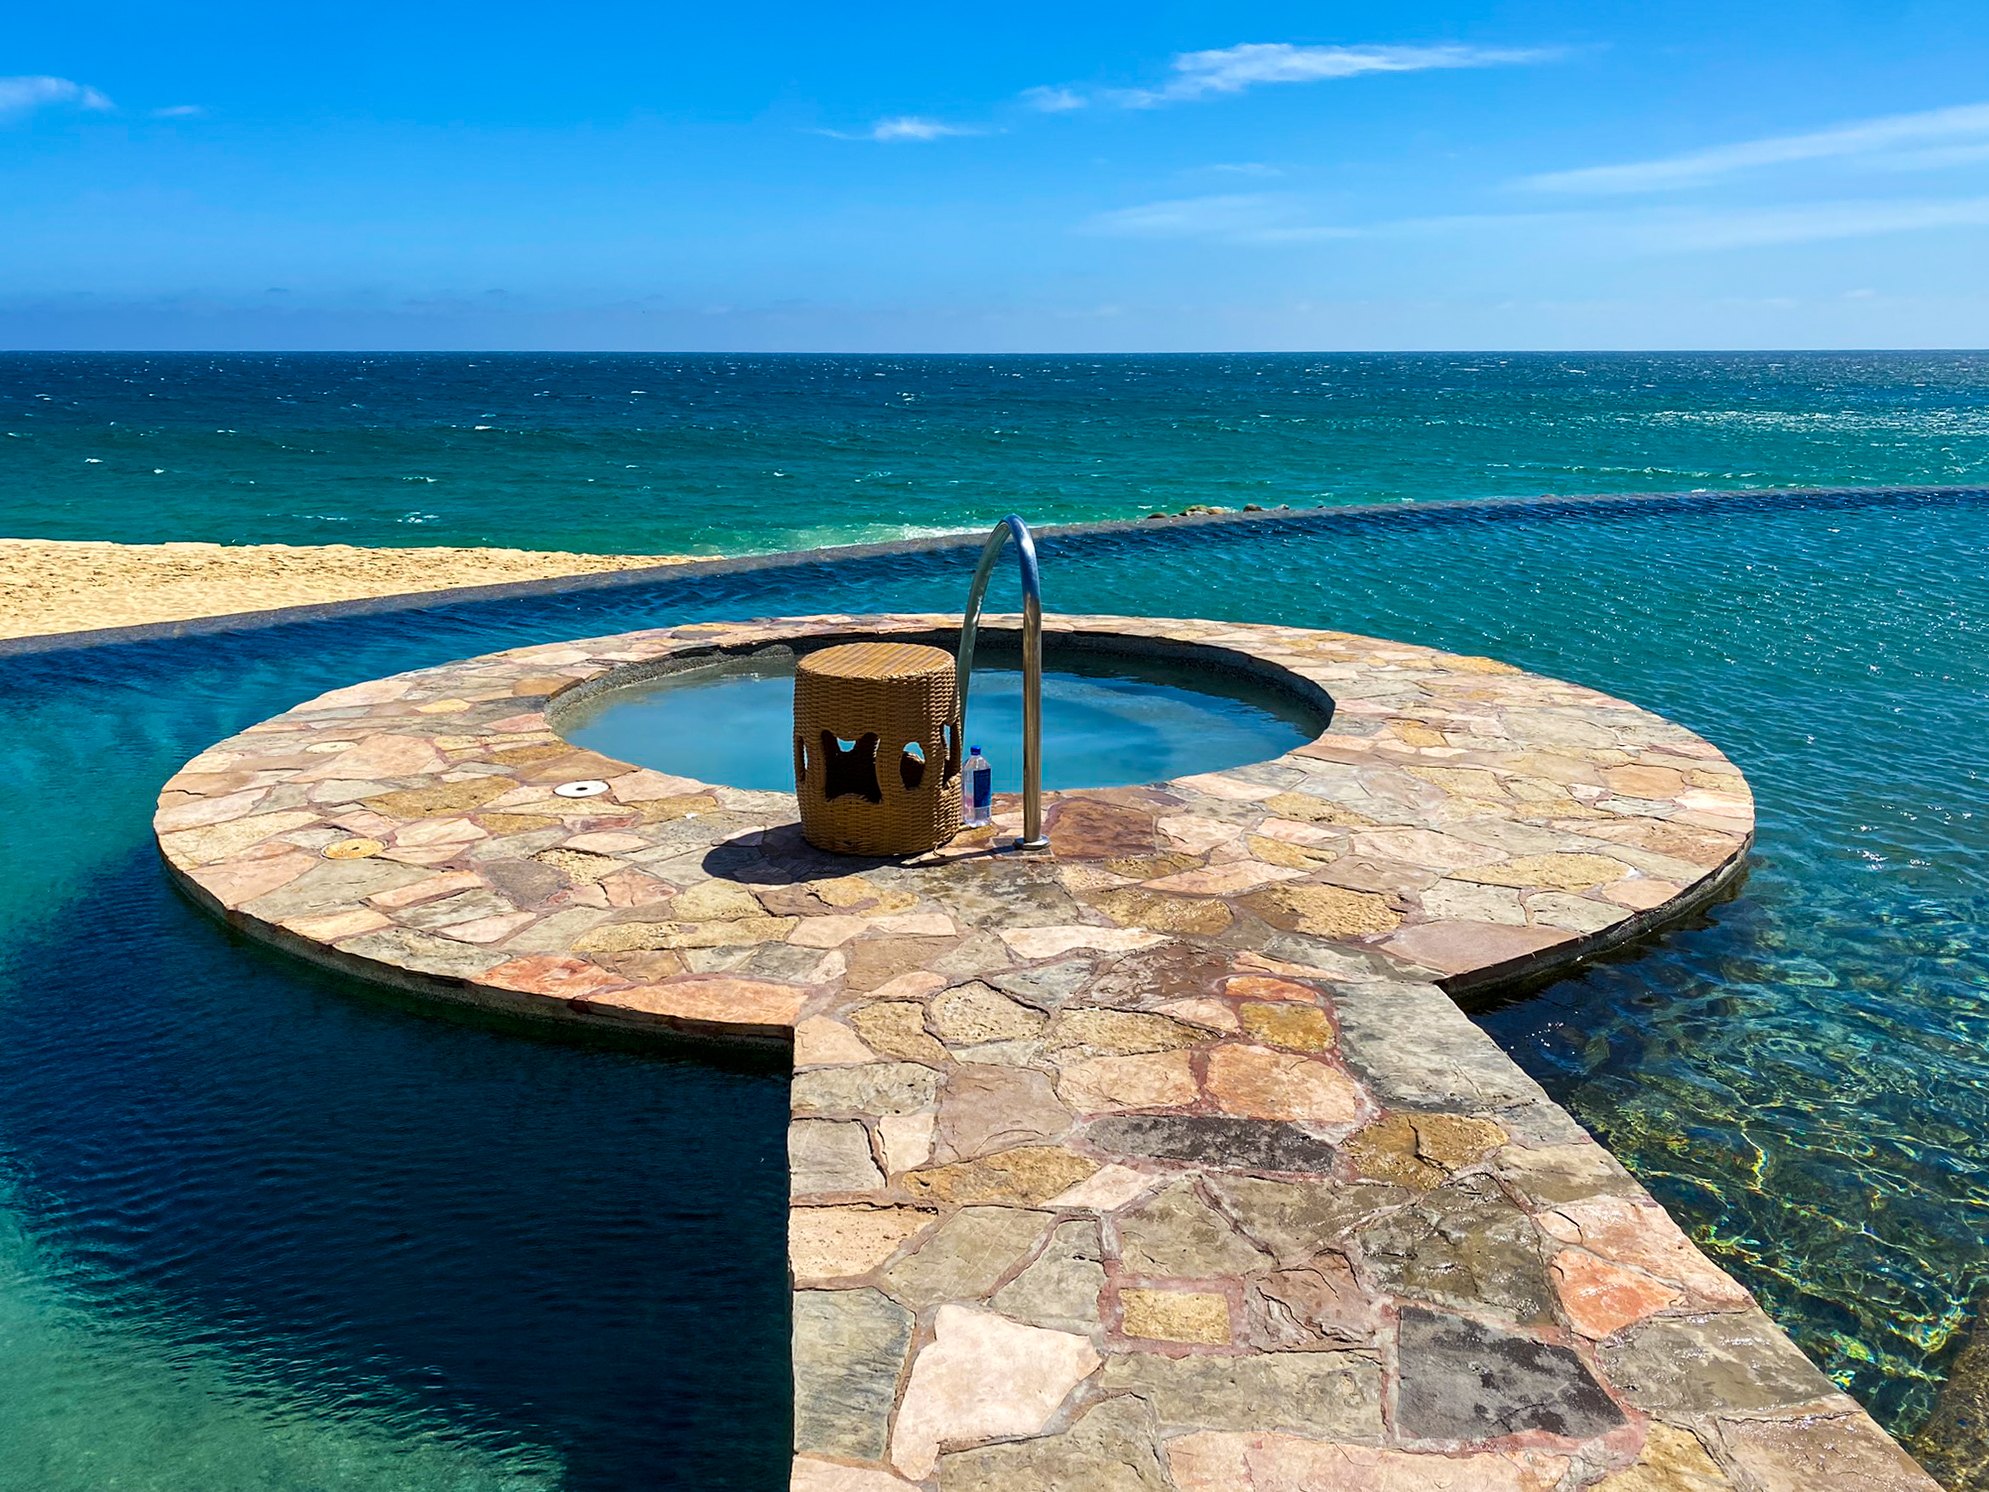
[[551, 640, 1327, 793]]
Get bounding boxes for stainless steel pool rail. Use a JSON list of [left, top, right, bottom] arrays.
[[956, 515, 1049, 852]]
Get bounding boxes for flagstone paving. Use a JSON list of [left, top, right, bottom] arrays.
[[154, 613, 1936, 1491]]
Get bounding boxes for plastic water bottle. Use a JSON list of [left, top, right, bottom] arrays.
[[963, 746, 993, 826]]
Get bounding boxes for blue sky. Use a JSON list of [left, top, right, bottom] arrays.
[[5, 1, 1989, 350]]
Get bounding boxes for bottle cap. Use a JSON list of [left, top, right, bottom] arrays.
[[970, 745, 982, 754]]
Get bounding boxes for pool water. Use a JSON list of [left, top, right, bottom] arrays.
[[557, 655, 1319, 794], [2, 492, 1987, 1489]]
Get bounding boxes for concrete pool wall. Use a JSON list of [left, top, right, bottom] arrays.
[[153, 612, 1937, 1490]]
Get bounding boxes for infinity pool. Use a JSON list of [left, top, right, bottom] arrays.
[[2, 492, 1986, 1489], [557, 651, 1320, 793]]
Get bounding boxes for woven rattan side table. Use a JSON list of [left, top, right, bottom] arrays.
[[794, 641, 963, 855]]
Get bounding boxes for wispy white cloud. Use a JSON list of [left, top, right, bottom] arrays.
[[1082, 193, 1358, 242], [1613, 195, 1989, 250], [1019, 86, 1086, 114], [1082, 190, 1989, 253], [0, 75, 114, 119], [1079, 42, 1554, 109], [822, 115, 983, 142], [1525, 101, 1989, 193], [151, 104, 206, 119], [1200, 162, 1285, 178]]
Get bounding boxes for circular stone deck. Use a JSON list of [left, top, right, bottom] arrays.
[[155, 614, 1935, 1492]]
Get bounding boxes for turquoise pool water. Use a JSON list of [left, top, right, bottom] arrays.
[[1, 493, 1986, 1487], [557, 655, 1319, 794]]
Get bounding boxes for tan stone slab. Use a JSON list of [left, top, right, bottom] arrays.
[[1057, 1051, 1199, 1114], [1717, 1413, 1937, 1490], [791, 1206, 938, 1282], [1121, 1288, 1232, 1344], [193, 847, 318, 907], [1243, 883, 1401, 937], [581, 977, 809, 1031], [162, 810, 324, 866], [1592, 1425, 1734, 1490], [1205, 1045, 1363, 1125]]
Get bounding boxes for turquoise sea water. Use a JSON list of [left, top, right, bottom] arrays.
[[2, 356, 1988, 1488], [3, 352, 1987, 552]]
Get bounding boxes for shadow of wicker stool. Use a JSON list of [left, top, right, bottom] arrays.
[[794, 641, 964, 855]]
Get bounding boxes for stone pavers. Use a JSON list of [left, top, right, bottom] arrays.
[[153, 613, 1936, 1491]]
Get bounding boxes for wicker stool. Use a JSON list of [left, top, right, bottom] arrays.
[[794, 641, 963, 855]]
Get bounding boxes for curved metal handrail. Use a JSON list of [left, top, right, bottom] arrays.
[[956, 515, 1048, 851]]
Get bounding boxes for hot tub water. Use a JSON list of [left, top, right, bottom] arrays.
[[556, 652, 1320, 794]]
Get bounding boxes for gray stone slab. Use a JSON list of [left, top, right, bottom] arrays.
[[991, 1220, 1106, 1334], [1330, 979, 1548, 1110], [1500, 708, 1619, 748], [1717, 1411, 1937, 1491], [396, 889, 517, 930], [1211, 1176, 1415, 1267], [243, 857, 432, 919], [1420, 880, 1527, 925], [1491, 1101, 1596, 1149], [1444, 819, 1597, 856], [1258, 933, 1390, 981], [989, 960, 1095, 1011], [1084, 1115, 1340, 1175], [792, 1062, 942, 1118], [743, 940, 835, 983], [1356, 1177, 1554, 1324], [914, 866, 1084, 929], [928, 932, 1011, 979], [792, 1288, 914, 1462], [938, 1394, 1170, 1491], [1097, 1348, 1383, 1437], [1116, 1181, 1271, 1278], [1491, 1143, 1641, 1207], [1224, 762, 1306, 790], [683, 946, 755, 973], [336, 926, 509, 979], [467, 828, 567, 859], [479, 856, 569, 908], [1525, 891, 1630, 934], [1602, 1311, 1843, 1416], [495, 905, 613, 953], [1397, 1307, 1626, 1442], [789, 1120, 884, 1195], [880, 1205, 1048, 1311]]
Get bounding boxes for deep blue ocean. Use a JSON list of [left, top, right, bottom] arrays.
[[4, 351, 1985, 551], [2, 354, 1988, 1490]]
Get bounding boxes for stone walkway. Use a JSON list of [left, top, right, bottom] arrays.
[[153, 614, 1937, 1491]]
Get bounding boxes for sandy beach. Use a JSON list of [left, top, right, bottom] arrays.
[[0, 538, 698, 640]]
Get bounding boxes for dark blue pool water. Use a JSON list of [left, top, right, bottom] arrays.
[[558, 657, 1319, 794], [3, 493, 1987, 1486]]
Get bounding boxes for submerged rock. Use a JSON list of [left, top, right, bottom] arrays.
[[1914, 1297, 1989, 1489]]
